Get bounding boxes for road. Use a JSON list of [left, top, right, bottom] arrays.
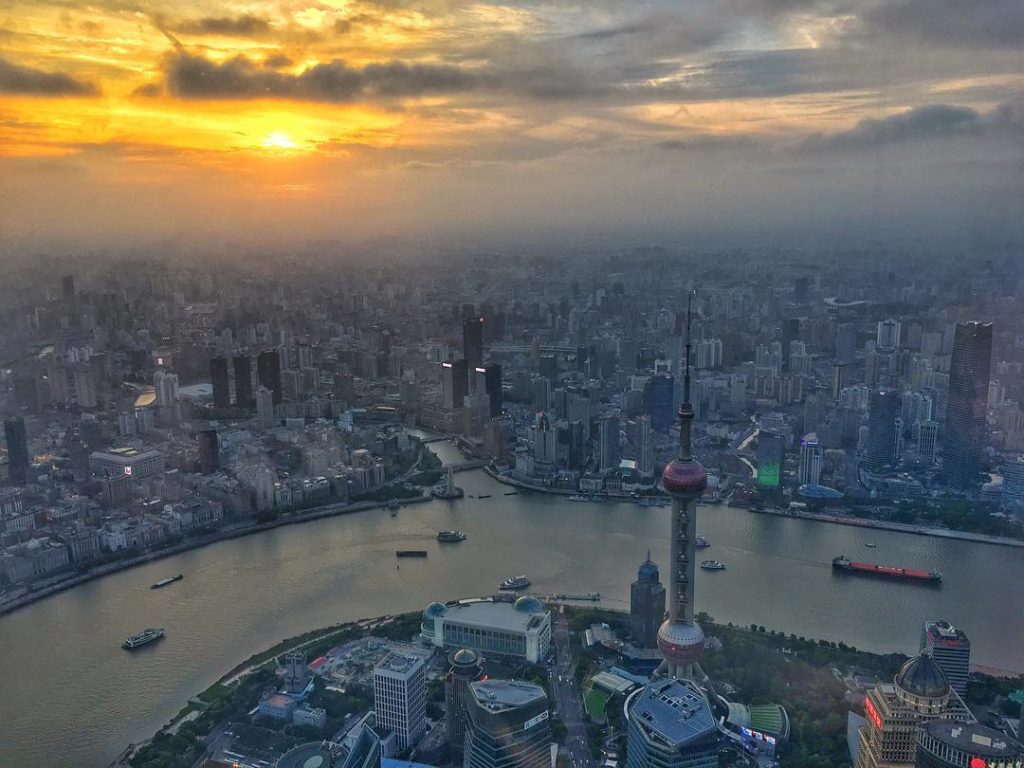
[[551, 612, 595, 768]]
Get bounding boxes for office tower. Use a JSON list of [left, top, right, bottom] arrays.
[[630, 552, 666, 648], [877, 319, 902, 351], [533, 376, 551, 412], [233, 354, 254, 409], [658, 300, 708, 679], [567, 387, 592, 427], [866, 350, 880, 387], [210, 356, 230, 408], [915, 721, 1023, 768], [921, 621, 971, 698], [153, 368, 179, 407], [917, 421, 939, 464], [373, 652, 427, 751], [798, 435, 823, 485], [599, 416, 620, 472], [442, 360, 468, 410], [636, 415, 654, 476], [855, 653, 969, 768], [72, 364, 98, 409], [865, 390, 899, 467], [197, 429, 219, 474], [463, 317, 484, 369], [256, 385, 275, 428], [4, 416, 29, 486], [1002, 456, 1024, 511], [944, 322, 993, 489], [257, 349, 283, 404], [756, 432, 784, 489], [781, 317, 799, 372], [532, 412, 557, 467], [337, 724, 382, 768], [645, 374, 675, 432], [836, 323, 857, 365], [445, 648, 484, 757], [464, 680, 550, 768], [282, 369, 303, 400], [479, 363, 502, 418], [625, 678, 718, 768]]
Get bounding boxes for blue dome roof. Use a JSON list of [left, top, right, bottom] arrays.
[[514, 596, 544, 613], [424, 601, 448, 620], [896, 653, 950, 699]]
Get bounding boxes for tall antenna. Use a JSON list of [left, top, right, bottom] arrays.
[[678, 289, 697, 461]]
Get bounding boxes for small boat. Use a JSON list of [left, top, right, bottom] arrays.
[[695, 536, 711, 549], [503, 491, 518, 496], [568, 494, 589, 502], [700, 560, 726, 571], [437, 530, 467, 543], [151, 574, 183, 589], [865, 542, 877, 548], [122, 627, 165, 650], [477, 494, 492, 499], [396, 550, 428, 558], [498, 575, 531, 590]]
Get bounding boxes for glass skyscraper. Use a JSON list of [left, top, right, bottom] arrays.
[[944, 321, 993, 489]]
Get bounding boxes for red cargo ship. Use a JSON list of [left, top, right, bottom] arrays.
[[832, 555, 942, 583]]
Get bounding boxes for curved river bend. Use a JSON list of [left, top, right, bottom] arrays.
[[1, 441, 1022, 767]]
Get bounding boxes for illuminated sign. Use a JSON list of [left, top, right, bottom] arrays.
[[970, 760, 1023, 768], [524, 711, 549, 730], [124, 466, 132, 476], [156, 357, 164, 366], [757, 464, 780, 487], [864, 697, 882, 729]]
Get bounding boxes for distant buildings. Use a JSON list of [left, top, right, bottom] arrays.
[[445, 648, 484, 757], [256, 385, 275, 428], [4, 416, 29, 486], [89, 447, 164, 480], [153, 368, 178, 407], [463, 317, 484, 369], [920, 620, 970, 698], [630, 552, 665, 649], [798, 434, 823, 486], [599, 416, 621, 473], [373, 652, 427, 751], [420, 598, 551, 664], [257, 349, 283, 404], [442, 360, 469, 411], [865, 390, 899, 468], [210, 356, 230, 408], [944, 322, 993, 489], [625, 678, 719, 768], [464, 679, 550, 768]]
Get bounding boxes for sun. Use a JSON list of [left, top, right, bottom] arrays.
[[261, 131, 298, 150]]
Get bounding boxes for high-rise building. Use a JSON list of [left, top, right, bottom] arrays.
[[915, 720, 1023, 768], [877, 319, 902, 351], [636, 415, 654, 476], [865, 390, 900, 467], [917, 421, 939, 464], [798, 434, 823, 486], [197, 429, 219, 474], [210, 356, 230, 408], [464, 680, 550, 768], [599, 416, 620, 472], [855, 653, 970, 768], [257, 349, 283, 405], [757, 432, 784, 490], [463, 317, 484, 369], [532, 412, 557, 468], [373, 652, 427, 751], [72, 364, 98, 409], [233, 354, 254, 409], [445, 648, 484, 757], [256, 385, 275, 428], [442, 360, 469, 411], [479, 363, 502, 418], [625, 678, 718, 768], [944, 322, 993, 489], [657, 300, 708, 679], [153, 369, 179, 407], [866, 350, 881, 387], [4, 416, 29, 486], [630, 552, 665, 648], [837, 324, 857, 366], [781, 317, 800, 373], [1002, 456, 1024, 511], [920, 620, 970, 698], [644, 375, 675, 433]]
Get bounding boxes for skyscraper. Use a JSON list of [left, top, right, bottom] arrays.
[[865, 390, 899, 467], [756, 432, 783, 490], [920, 620, 970, 698], [153, 369, 179, 407], [442, 360, 469, 410], [233, 354, 254, 409], [256, 385, 275, 428], [636, 415, 654, 476], [781, 317, 800, 373], [257, 349, 283, 405], [463, 317, 484, 369], [373, 652, 427, 751], [644, 374, 675, 433], [4, 416, 29, 486], [445, 648, 484, 757], [836, 323, 857, 365], [657, 296, 708, 679], [625, 678, 718, 768], [916, 721, 1023, 768], [630, 552, 666, 648], [210, 356, 230, 408], [798, 434, 823, 485], [464, 680, 550, 768], [197, 429, 219, 474], [944, 322, 993, 489], [599, 416, 620, 472]]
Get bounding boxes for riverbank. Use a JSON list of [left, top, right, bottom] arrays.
[[0, 494, 431, 618], [752, 506, 1024, 549]]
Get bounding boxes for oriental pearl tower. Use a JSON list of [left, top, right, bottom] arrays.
[[656, 291, 708, 679]]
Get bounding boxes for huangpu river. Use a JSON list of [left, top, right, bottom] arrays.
[[1, 439, 1022, 766]]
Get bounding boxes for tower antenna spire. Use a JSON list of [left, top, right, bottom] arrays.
[[678, 289, 696, 461]]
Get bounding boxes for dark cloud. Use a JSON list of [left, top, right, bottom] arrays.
[[863, 0, 1024, 48], [164, 51, 478, 102], [0, 56, 98, 96], [263, 54, 293, 69], [132, 82, 163, 98], [175, 15, 273, 38], [802, 104, 992, 151]]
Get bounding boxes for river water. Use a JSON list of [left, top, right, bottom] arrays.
[[1, 439, 1022, 767]]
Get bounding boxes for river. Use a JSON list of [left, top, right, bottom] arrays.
[[1, 439, 1022, 767]]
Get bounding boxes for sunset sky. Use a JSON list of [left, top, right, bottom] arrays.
[[1, 0, 1021, 248]]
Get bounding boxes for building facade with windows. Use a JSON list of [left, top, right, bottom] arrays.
[[422, 598, 551, 664], [373, 652, 427, 750]]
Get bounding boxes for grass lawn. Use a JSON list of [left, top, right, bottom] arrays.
[[584, 684, 610, 723]]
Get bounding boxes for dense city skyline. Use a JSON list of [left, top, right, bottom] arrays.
[[1, 0, 1022, 247]]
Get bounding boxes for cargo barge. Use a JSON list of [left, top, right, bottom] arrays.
[[832, 555, 941, 583]]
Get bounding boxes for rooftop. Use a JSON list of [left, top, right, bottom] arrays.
[[440, 599, 549, 633], [628, 678, 716, 748], [375, 652, 425, 675], [470, 679, 546, 712], [922, 720, 1023, 757]]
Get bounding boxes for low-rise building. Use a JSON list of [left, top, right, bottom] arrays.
[[258, 693, 297, 721], [421, 597, 551, 664], [1, 537, 71, 583], [292, 704, 328, 730]]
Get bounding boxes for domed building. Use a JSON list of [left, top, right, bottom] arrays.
[[420, 597, 551, 663], [855, 652, 972, 768], [514, 595, 545, 614], [445, 648, 484, 758], [419, 601, 448, 643]]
